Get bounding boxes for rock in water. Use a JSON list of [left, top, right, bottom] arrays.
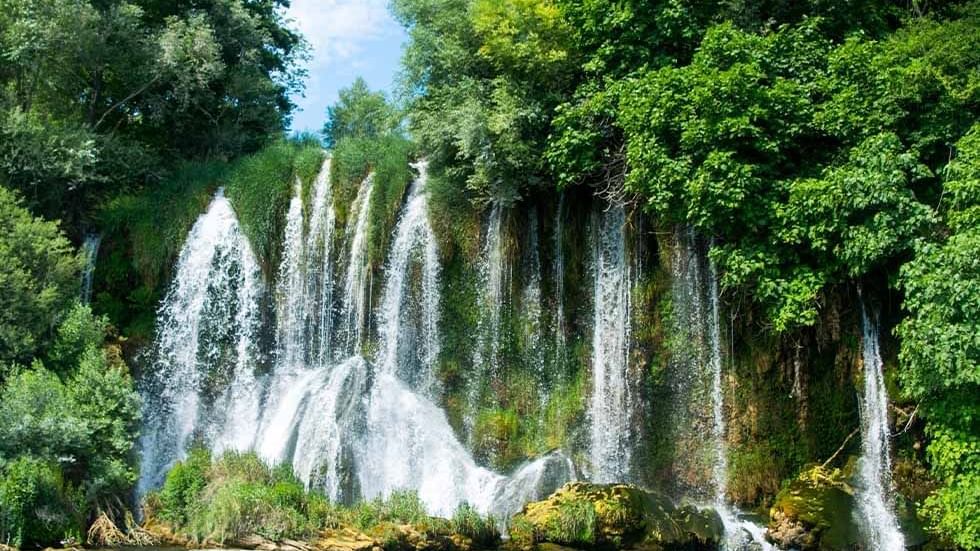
[[766, 465, 862, 550], [511, 482, 722, 550]]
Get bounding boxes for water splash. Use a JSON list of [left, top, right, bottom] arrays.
[[588, 203, 633, 483], [357, 370, 574, 520], [80, 233, 101, 304], [257, 356, 366, 501], [856, 303, 905, 551], [136, 189, 264, 496], [376, 162, 441, 394]]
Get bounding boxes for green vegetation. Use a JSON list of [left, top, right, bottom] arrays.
[[152, 449, 328, 542], [225, 139, 326, 275], [149, 450, 499, 547], [0, 1, 303, 545]]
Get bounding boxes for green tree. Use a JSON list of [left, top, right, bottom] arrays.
[[323, 78, 399, 148], [897, 127, 980, 548], [0, 186, 80, 365]]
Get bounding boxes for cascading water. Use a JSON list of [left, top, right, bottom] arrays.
[[670, 229, 771, 550], [375, 162, 441, 393], [308, 160, 337, 366], [139, 158, 574, 519], [553, 194, 566, 365], [339, 175, 375, 355], [361, 164, 573, 520], [856, 303, 905, 551], [276, 177, 309, 371], [137, 189, 264, 496], [80, 233, 101, 304], [476, 203, 507, 376], [588, 203, 633, 483], [522, 207, 545, 382]]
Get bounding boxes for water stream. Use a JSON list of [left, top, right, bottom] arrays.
[[588, 203, 633, 483], [857, 303, 905, 550], [80, 233, 101, 304]]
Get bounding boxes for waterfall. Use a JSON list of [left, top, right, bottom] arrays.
[[257, 355, 366, 501], [308, 160, 337, 366], [357, 371, 574, 520], [476, 203, 507, 375], [80, 233, 101, 304], [669, 229, 772, 550], [553, 194, 566, 365], [363, 164, 572, 519], [339, 175, 374, 354], [588, 203, 633, 483], [376, 162, 441, 393], [708, 262, 728, 504], [136, 189, 264, 496], [276, 177, 309, 371], [857, 304, 905, 551], [522, 207, 545, 382], [259, 160, 336, 446], [138, 158, 575, 521]]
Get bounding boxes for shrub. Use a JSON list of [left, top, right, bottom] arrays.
[[158, 448, 212, 527], [45, 303, 108, 375], [0, 457, 81, 548], [0, 186, 80, 365], [450, 503, 499, 547]]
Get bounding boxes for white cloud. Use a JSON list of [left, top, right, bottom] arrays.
[[285, 0, 399, 69]]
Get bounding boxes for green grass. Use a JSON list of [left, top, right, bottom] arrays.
[[225, 140, 326, 276]]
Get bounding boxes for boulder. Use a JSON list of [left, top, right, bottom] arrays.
[[766, 465, 862, 550], [511, 482, 722, 550]]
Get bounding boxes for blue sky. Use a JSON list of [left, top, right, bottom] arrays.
[[284, 0, 408, 134]]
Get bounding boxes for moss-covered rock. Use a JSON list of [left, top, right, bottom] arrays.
[[511, 482, 721, 550], [766, 465, 862, 550]]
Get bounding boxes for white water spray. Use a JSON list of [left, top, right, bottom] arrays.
[[376, 162, 441, 394], [339, 175, 374, 355]]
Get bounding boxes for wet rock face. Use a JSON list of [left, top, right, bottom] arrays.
[[511, 482, 722, 550]]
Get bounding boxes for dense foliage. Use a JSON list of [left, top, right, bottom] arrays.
[[0, 189, 140, 548], [2, 0, 978, 547], [0, 0, 305, 227]]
